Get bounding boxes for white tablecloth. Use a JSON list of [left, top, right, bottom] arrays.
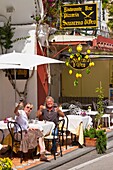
[[76, 110, 98, 116], [0, 120, 55, 144], [28, 121, 55, 136], [64, 115, 92, 133], [63, 115, 92, 145]]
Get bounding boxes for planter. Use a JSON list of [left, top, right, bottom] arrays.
[[85, 137, 97, 147]]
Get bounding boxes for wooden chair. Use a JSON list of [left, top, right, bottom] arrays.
[[7, 121, 24, 163], [44, 119, 65, 160]]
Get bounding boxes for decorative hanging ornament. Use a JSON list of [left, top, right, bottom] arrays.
[[65, 44, 95, 86]]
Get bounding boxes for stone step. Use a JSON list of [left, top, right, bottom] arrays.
[[106, 130, 113, 149], [106, 129, 113, 138], [107, 139, 113, 149]]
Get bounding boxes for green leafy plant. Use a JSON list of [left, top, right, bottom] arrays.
[[0, 16, 29, 54], [84, 127, 97, 138], [0, 16, 32, 102], [95, 82, 104, 127], [96, 129, 107, 154], [0, 157, 12, 170], [84, 128, 107, 154], [0, 16, 15, 54]]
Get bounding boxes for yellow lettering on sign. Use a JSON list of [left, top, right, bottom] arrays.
[[85, 6, 93, 11], [64, 13, 79, 19], [84, 19, 96, 25], [64, 7, 82, 12], [63, 20, 83, 26]]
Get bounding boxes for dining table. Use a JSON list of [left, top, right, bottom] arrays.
[[0, 119, 55, 147], [76, 109, 111, 128], [28, 120, 55, 136], [63, 115, 92, 146]]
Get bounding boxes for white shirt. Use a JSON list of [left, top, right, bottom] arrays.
[[15, 110, 28, 131]]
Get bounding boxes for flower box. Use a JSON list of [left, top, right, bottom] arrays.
[[85, 137, 97, 147]]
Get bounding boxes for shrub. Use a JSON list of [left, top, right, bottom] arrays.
[[84, 128, 107, 154]]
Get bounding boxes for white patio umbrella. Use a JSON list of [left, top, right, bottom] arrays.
[[0, 52, 65, 102], [0, 52, 64, 69]]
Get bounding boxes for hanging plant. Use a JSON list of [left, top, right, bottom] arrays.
[[65, 44, 95, 86]]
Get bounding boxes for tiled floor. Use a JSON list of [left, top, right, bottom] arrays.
[[1, 127, 111, 170], [0, 135, 79, 170], [11, 145, 78, 170]]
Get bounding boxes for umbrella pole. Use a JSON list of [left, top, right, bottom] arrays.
[[47, 64, 51, 95], [14, 69, 17, 103]]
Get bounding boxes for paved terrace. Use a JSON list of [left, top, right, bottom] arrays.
[[1, 127, 113, 170]]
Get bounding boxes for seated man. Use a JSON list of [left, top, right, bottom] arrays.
[[14, 102, 47, 161], [36, 96, 64, 154]]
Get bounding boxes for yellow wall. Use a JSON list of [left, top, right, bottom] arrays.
[[62, 60, 109, 97]]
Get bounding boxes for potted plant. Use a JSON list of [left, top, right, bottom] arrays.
[[84, 127, 97, 147], [95, 82, 104, 128], [84, 127, 107, 154], [96, 129, 107, 154]]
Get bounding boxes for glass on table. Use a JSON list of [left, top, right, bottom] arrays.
[[28, 119, 35, 123], [35, 118, 39, 124]]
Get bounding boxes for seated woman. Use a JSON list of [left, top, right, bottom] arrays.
[[14, 102, 47, 161]]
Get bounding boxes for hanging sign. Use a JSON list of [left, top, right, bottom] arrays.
[[69, 54, 91, 70], [60, 3, 98, 29]]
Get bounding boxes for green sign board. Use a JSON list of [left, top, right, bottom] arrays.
[[60, 3, 98, 29]]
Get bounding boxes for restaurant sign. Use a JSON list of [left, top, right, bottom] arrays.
[[60, 3, 98, 29], [69, 53, 91, 70]]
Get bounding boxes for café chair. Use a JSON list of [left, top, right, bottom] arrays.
[[44, 119, 65, 160], [0, 128, 13, 156], [61, 115, 70, 149], [64, 115, 78, 148], [7, 121, 24, 163], [0, 129, 4, 144], [92, 101, 98, 111]]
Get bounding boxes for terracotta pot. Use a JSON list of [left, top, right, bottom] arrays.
[[84, 137, 97, 147]]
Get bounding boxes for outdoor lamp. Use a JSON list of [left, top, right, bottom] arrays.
[[37, 24, 50, 47]]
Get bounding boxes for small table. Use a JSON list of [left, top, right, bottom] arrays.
[[76, 110, 111, 128], [64, 115, 92, 146]]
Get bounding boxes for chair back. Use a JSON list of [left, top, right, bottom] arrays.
[[0, 129, 4, 144], [92, 101, 97, 111], [65, 115, 69, 130], [57, 118, 65, 139], [7, 121, 23, 142]]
